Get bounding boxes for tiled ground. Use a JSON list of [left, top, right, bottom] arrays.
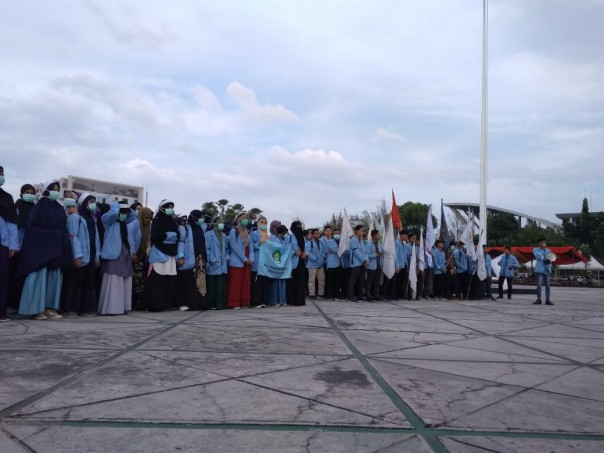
[[1, 287, 603, 452]]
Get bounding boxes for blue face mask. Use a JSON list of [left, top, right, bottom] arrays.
[[197, 219, 205, 227], [22, 193, 36, 203], [241, 219, 249, 227], [334, 234, 341, 240], [0, 176, 4, 186], [119, 213, 127, 222], [217, 223, 224, 231], [48, 191, 60, 201], [163, 208, 174, 216], [87, 203, 97, 212], [63, 198, 76, 207], [259, 224, 267, 231]]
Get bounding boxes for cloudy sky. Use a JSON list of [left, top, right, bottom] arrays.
[[1, 0, 603, 229]]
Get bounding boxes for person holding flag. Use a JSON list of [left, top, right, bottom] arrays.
[[348, 224, 368, 302]]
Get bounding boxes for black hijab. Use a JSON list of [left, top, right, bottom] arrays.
[[15, 184, 36, 229], [78, 194, 97, 259], [290, 220, 305, 250], [188, 209, 207, 262], [150, 201, 179, 256]]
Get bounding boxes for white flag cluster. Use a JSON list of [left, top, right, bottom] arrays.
[[338, 208, 353, 258], [382, 214, 396, 279]]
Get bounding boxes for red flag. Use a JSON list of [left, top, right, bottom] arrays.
[[391, 190, 402, 231]]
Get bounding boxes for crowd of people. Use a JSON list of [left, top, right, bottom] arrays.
[[0, 168, 555, 322]]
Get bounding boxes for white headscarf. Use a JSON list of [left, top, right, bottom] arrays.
[[155, 198, 174, 216]]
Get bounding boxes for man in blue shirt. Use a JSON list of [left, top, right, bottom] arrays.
[[533, 238, 553, 305], [497, 246, 519, 300], [348, 225, 368, 302]]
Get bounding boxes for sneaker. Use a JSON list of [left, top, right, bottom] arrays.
[[533, 300, 542, 305], [65, 311, 79, 318], [279, 304, 287, 307], [231, 307, 240, 310], [545, 301, 554, 306], [34, 313, 48, 320], [44, 309, 63, 319], [0, 317, 9, 322], [83, 312, 97, 317], [178, 306, 190, 311], [255, 304, 266, 309]]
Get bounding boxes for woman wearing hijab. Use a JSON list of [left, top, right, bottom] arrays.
[[286, 220, 308, 306], [8, 183, 36, 312], [181, 209, 207, 310], [142, 200, 180, 312], [128, 207, 152, 310], [97, 200, 134, 315], [61, 193, 100, 317], [18, 181, 71, 320], [269, 222, 290, 307], [0, 166, 19, 322], [205, 216, 228, 310], [250, 216, 270, 308], [227, 213, 254, 310]]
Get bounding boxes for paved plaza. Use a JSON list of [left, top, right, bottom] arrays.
[[1, 287, 603, 452]]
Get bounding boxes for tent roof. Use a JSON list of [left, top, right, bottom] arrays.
[[486, 246, 588, 266]]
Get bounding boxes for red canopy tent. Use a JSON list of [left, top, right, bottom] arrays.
[[486, 246, 588, 266]]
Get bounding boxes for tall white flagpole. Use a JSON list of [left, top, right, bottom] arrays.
[[480, 0, 489, 246]]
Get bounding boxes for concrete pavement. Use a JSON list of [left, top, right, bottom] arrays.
[[1, 287, 603, 452]]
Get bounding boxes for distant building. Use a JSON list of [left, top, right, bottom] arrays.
[[555, 212, 604, 225], [39, 175, 145, 206]]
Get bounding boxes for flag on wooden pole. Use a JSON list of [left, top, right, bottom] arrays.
[[391, 190, 402, 231]]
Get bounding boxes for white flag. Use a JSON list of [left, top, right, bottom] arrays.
[[382, 214, 396, 279], [338, 208, 353, 257], [459, 219, 476, 261], [418, 229, 425, 272], [476, 241, 487, 281], [425, 207, 435, 268], [409, 240, 418, 298]]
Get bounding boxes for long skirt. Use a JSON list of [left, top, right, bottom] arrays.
[[98, 245, 133, 315], [227, 266, 250, 309], [61, 262, 97, 314], [19, 267, 62, 315], [206, 274, 226, 310], [286, 261, 306, 306], [0, 245, 9, 317], [176, 268, 197, 309], [269, 278, 287, 305], [143, 271, 177, 312], [8, 252, 25, 310], [132, 260, 147, 310], [251, 271, 270, 307]]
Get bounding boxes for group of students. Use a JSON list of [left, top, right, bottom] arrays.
[[0, 169, 555, 322]]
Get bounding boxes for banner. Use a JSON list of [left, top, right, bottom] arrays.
[[258, 239, 292, 279]]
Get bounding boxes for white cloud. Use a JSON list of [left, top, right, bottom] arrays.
[[227, 82, 299, 122], [370, 127, 407, 144]]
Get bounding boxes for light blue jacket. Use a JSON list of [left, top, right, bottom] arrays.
[[0, 216, 18, 251], [205, 229, 229, 275], [67, 213, 100, 267], [485, 254, 493, 277], [498, 253, 519, 278], [454, 247, 468, 273], [432, 247, 446, 275], [250, 230, 262, 272], [349, 236, 368, 268], [321, 237, 340, 269], [340, 249, 351, 269], [127, 221, 141, 257], [305, 238, 326, 269], [395, 240, 407, 270], [228, 228, 254, 268], [177, 225, 195, 270], [100, 202, 123, 261], [533, 247, 552, 275], [365, 240, 382, 271], [289, 234, 303, 269]]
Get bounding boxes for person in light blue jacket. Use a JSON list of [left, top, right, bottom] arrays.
[[175, 216, 196, 311], [227, 212, 254, 309], [60, 193, 101, 317], [321, 226, 339, 299], [432, 240, 447, 299], [306, 228, 326, 299], [533, 238, 553, 305], [98, 201, 135, 315], [250, 216, 270, 308], [205, 217, 229, 310], [0, 166, 19, 321], [348, 225, 368, 302], [365, 229, 383, 301], [453, 242, 468, 300], [497, 246, 519, 300]]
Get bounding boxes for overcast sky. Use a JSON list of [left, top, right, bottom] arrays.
[[1, 0, 603, 229]]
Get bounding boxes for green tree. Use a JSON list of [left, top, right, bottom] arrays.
[[398, 202, 437, 233], [248, 207, 263, 220], [487, 212, 521, 246], [201, 201, 218, 217]]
